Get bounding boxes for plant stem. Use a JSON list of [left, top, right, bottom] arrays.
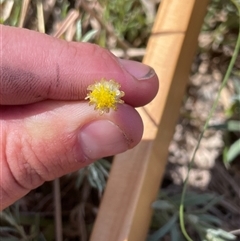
[[179, 3, 240, 241]]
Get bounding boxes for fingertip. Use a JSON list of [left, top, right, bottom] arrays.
[[76, 103, 144, 160], [118, 59, 159, 107]]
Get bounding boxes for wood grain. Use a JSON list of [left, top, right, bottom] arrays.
[[90, 0, 209, 240]]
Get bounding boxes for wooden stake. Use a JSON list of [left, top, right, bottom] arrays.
[[90, 0, 209, 240]]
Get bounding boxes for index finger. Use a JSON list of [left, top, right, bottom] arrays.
[[0, 25, 159, 106]]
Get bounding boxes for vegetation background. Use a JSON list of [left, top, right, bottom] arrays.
[[0, 0, 239, 240]]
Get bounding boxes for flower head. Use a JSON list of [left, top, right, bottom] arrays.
[[85, 79, 125, 115]]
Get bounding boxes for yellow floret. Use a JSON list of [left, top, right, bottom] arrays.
[[85, 79, 125, 115]]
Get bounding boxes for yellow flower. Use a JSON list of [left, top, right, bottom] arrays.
[[85, 79, 125, 115]]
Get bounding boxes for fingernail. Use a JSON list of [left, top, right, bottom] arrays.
[[119, 59, 155, 80], [79, 120, 129, 160]]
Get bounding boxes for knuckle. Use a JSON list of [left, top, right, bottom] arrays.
[[87, 43, 116, 62]]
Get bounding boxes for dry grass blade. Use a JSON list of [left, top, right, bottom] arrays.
[[110, 48, 146, 58], [230, 229, 240, 235], [37, 0, 45, 33], [65, 20, 77, 42], [0, 0, 14, 22], [53, 179, 63, 241], [52, 9, 79, 38], [18, 0, 30, 27], [51, 9, 81, 241]]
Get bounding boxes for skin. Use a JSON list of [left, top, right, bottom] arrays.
[[0, 25, 159, 210]]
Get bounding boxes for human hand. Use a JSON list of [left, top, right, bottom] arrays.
[[0, 25, 159, 210]]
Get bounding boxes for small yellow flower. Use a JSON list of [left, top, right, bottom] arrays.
[[85, 79, 125, 115]]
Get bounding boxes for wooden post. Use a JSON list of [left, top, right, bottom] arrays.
[[90, 0, 209, 240]]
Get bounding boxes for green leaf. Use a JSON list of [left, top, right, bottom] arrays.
[[195, 195, 223, 213], [198, 214, 222, 226], [0, 238, 20, 241], [227, 120, 240, 132], [0, 210, 18, 226], [36, 232, 48, 241], [94, 160, 110, 178], [171, 192, 217, 207], [223, 146, 230, 168], [187, 214, 199, 224], [226, 138, 240, 163], [147, 215, 178, 241], [75, 168, 86, 189], [170, 223, 184, 241], [232, 94, 240, 101], [76, 19, 82, 42], [206, 228, 236, 240], [93, 164, 106, 193], [0, 226, 18, 232], [152, 200, 174, 210], [208, 120, 240, 131], [82, 30, 98, 42], [98, 158, 112, 169], [87, 164, 105, 192]]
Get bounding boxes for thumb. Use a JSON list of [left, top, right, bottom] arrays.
[[1, 101, 142, 209]]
